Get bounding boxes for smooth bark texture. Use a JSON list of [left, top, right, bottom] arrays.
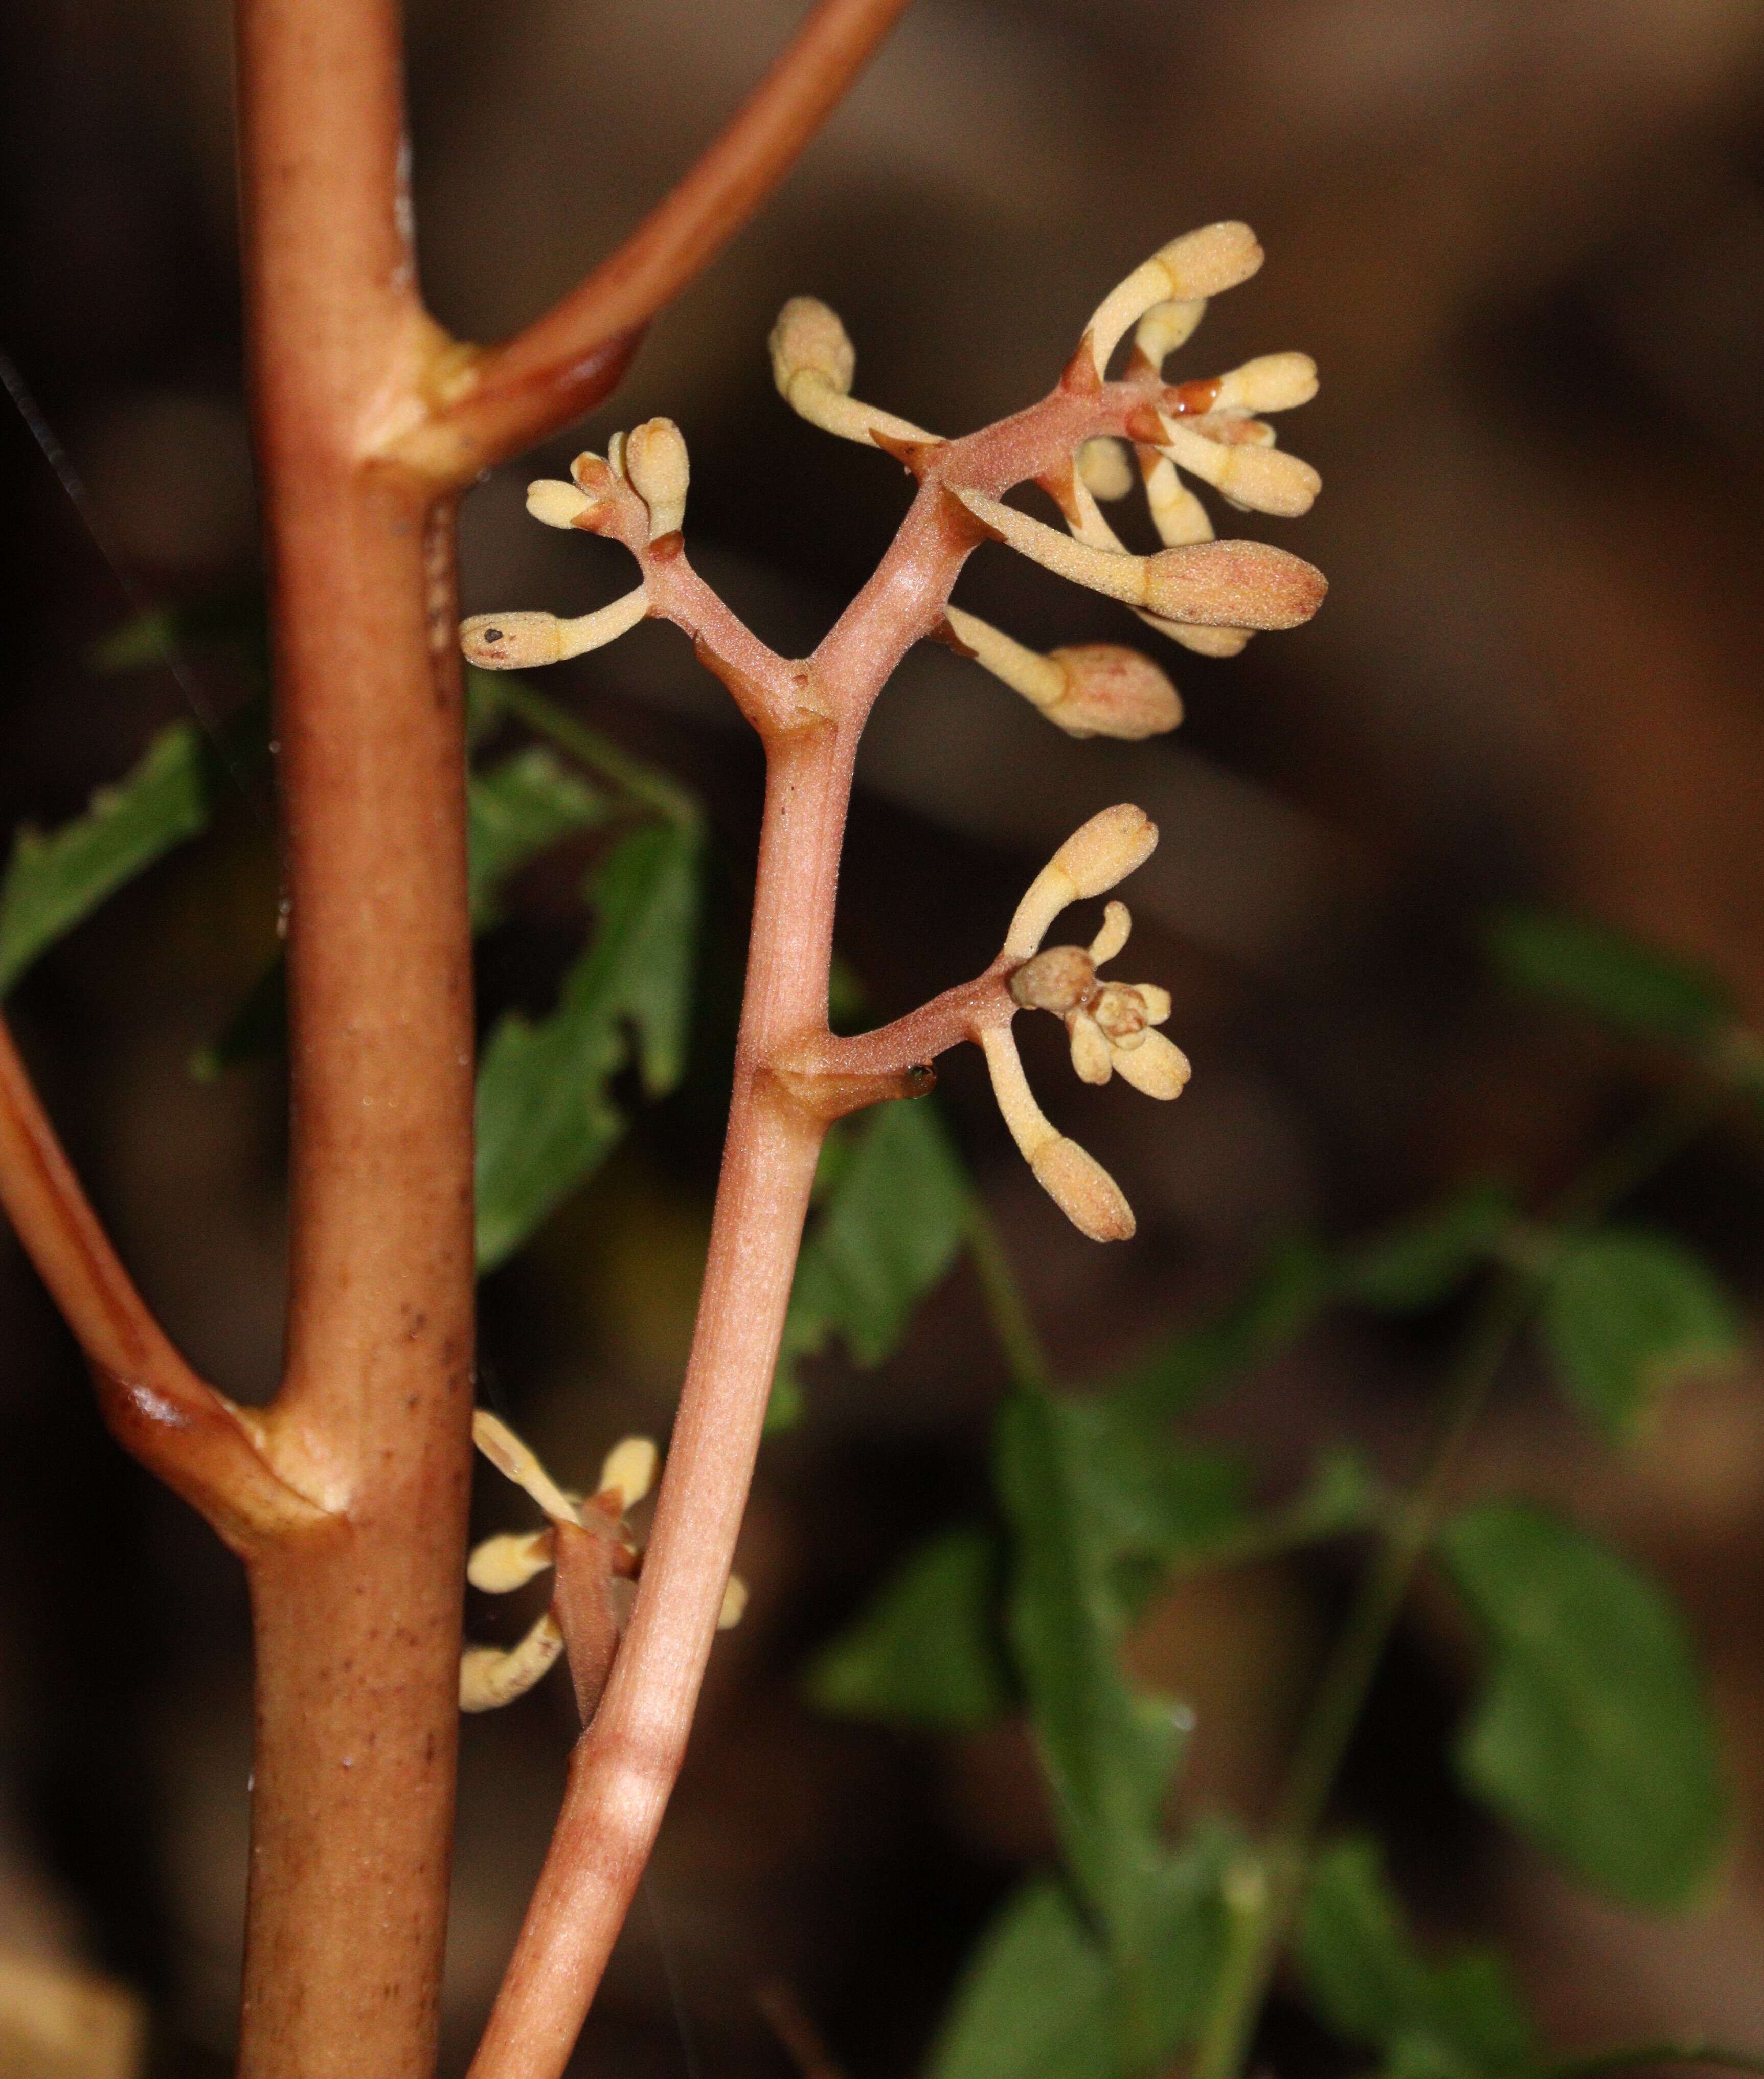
[[0, 1, 919, 2070], [233, 1, 475, 2067]]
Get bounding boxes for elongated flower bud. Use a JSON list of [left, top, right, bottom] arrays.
[[979, 1028, 1135, 1242], [1085, 222, 1263, 377], [467, 1529, 556, 1594], [1134, 298, 1208, 370], [944, 608, 1180, 741], [768, 295, 938, 448], [527, 479, 597, 529], [460, 1613, 564, 1713], [1045, 644, 1182, 740], [471, 1409, 580, 1523], [1157, 418, 1320, 518], [460, 587, 649, 671], [770, 296, 856, 399], [1142, 539, 1325, 629], [624, 418, 690, 539], [597, 1436, 658, 1513], [1004, 805, 1157, 959], [1214, 352, 1319, 414], [956, 489, 1323, 632]]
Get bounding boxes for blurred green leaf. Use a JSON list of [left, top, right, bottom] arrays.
[[190, 750, 615, 1077], [475, 819, 700, 1271], [1111, 1236, 1331, 1423], [998, 1385, 1188, 1950], [0, 724, 209, 993], [1483, 910, 1733, 1046], [805, 1524, 1012, 1730], [1538, 1229, 1743, 1440], [1440, 1503, 1725, 1910], [189, 956, 286, 1082], [768, 1099, 967, 1427], [1339, 1185, 1516, 1314], [925, 1879, 1115, 2079], [926, 1837, 1233, 2079], [1297, 1837, 1536, 2079], [467, 747, 608, 928], [87, 589, 269, 676]]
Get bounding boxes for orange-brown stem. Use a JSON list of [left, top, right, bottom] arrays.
[[431, 0, 916, 479], [0, 1013, 322, 1544]]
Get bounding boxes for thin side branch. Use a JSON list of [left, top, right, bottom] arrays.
[[0, 1013, 325, 1543], [407, 0, 914, 481]]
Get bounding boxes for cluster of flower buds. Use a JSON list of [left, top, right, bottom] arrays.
[[983, 805, 1187, 1242], [766, 223, 1323, 743], [1061, 222, 1322, 661], [460, 1410, 743, 1714], [458, 416, 692, 672]]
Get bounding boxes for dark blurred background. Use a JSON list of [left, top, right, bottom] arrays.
[[3, 0, 1764, 2071]]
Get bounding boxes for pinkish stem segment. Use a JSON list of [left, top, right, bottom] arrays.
[[467, 309, 1326, 2075]]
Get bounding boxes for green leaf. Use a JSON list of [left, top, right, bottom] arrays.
[[1483, 909, 1733, 1046], [474, 820, 700, 1270], [1439, 1503, 1726, 1910], [998, 1386, 1188, 1949], [0, 724, 210, 993], [925, 1838, 1233, 2079], [1538, 1229, 1744, 1440], [1339, 1185, 1516, 1314], [769, 1099, 968, 1426], [467, 747, 607, 929], [805, 1525, 1012, 1730], [925, 1879, 1116, 2079], [189, 749, 612, 1077], [1298, 1837, 1536, 2079], [1111, 1235, 1330, 1423]]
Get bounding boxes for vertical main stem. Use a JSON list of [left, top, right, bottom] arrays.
[[470, 723, 858, 2079], [234, 1, 476, 2072]]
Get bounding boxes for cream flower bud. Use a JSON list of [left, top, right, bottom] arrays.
[[768, 295, 938, 449], [1031, 1135, 1135, 1242], [597, 1436, 658, 1513], [1142, 540, 1325, 630], [769, 296, 856, 399], [1214, 353, 1318, 414], [460, 587, 649, 671], [953, 490, 1321, 631], [1044, 645, 1182, 740], [1067, 1013, 1114, 1086], [1134, 298, 1208, 370], [943, 608, 1180, 742], [1090, 900, 1131, 966], [623, 418, 689, 539], [466, 1529, 556, 1594], [1157, 418, 1320, 519], [1004, 805, 1157, 960], [1010, 944, 1095, 1014], [527, 479, 596, 529], [471, 1409, 581, 1524], [460, 1613, 564, 1713], [979, 1027, 1135, 1242], [1077, 438, 1135, 501], [718, 1577, 749, 1630], [1111, 1028, 1191, 1100], [1085, 222, 1263, 376]]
